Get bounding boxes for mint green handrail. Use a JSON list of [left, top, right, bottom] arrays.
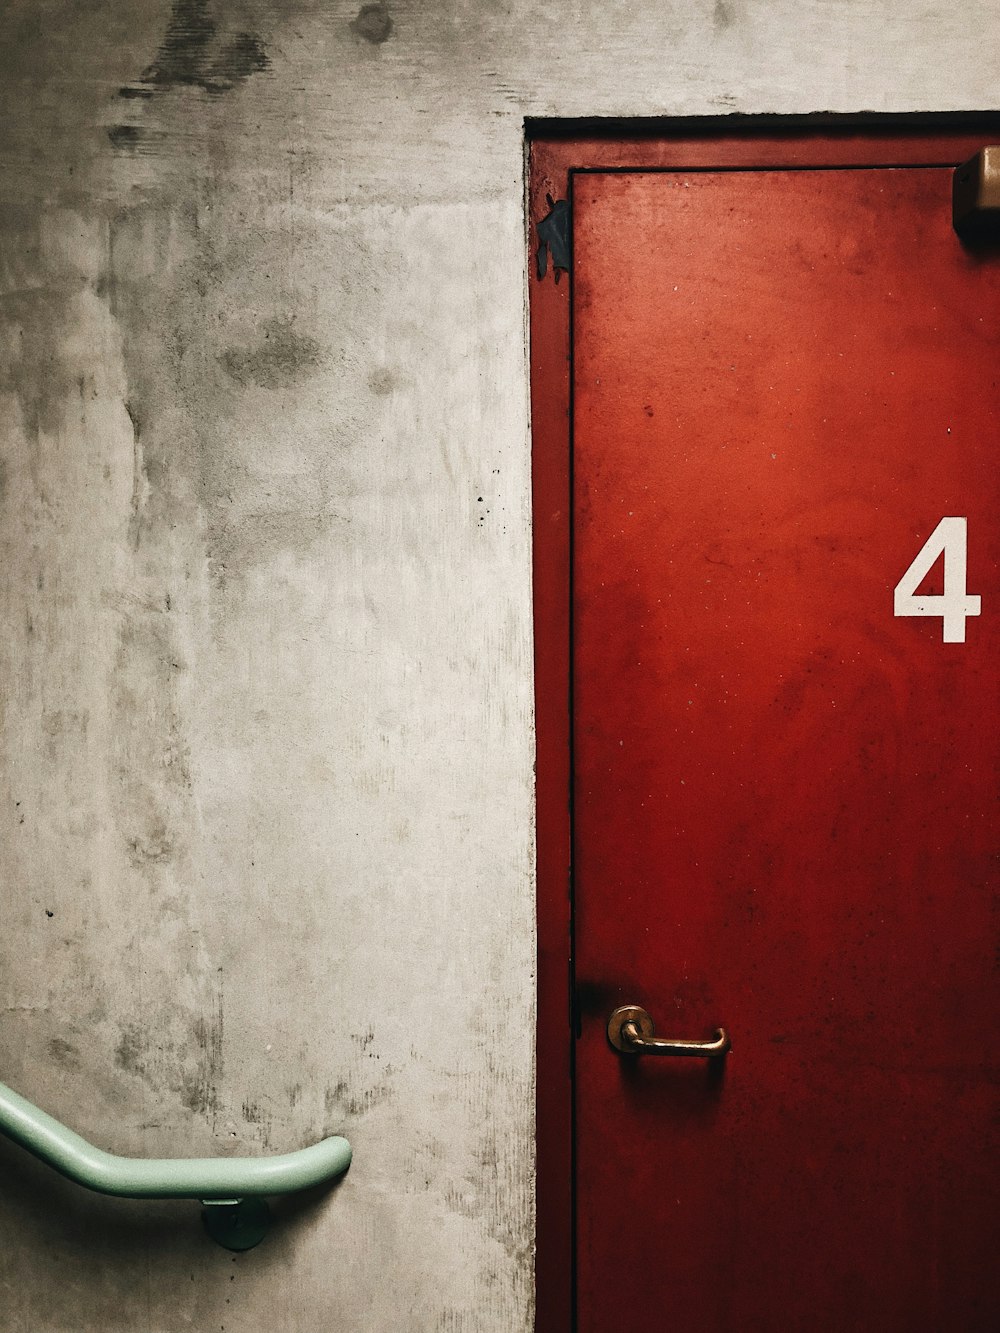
[[0, 1078, 351, 1200]]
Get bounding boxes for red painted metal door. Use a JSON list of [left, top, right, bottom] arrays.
[[572, 164, 998, 1331]]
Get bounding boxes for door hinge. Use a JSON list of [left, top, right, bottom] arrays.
[[536, 195, 571, 281], [953, 146, 1000, 239]]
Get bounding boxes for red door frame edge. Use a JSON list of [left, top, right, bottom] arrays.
[[528, 113, 1000, 1333]]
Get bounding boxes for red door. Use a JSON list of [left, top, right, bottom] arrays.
[[566, 151, 998, 1330]]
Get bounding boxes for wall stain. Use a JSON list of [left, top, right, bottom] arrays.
[[105, 201, 339, 591], [351, 4, 394, 45], [126, 818, 176, 867], [47, 1036, 82, 1070], [367, 366, 398, 397], [111, 611, 191, 872], [220, 317, 323, 390], [115, 1022, 146, 1077], [0, 206, 82, 446], [114, 991, 223, 1120], [714, 0, 737, 30], [119, 0, 269, 99], [41, 708, 90, 764], [143, 0, 216, 87], [125, 399, 147, 551]]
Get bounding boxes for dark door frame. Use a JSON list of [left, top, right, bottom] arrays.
[[527, 111, 1000, 1333]]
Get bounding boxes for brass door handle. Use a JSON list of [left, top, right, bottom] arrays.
[[607, 1005, 730, 1057]]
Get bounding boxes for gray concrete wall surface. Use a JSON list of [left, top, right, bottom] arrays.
[[0, 2, 997, 1330]]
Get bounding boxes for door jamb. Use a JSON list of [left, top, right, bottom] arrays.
[[527, 112, 1000, 1333]]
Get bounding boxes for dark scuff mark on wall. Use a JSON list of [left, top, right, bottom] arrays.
[[220, 317, 323, 390], [205, 32, 269, 91], [118, 84, 156, 101], [118, 0, 269, 99], [351, 4, 394, 45], [107, 124, 143, 151], [240, 1098, 272, 1145], [324, 1078, 394, 1117], [323, 1027, 397, 1119], [242, 1097, 266, 1123], [182, 990, 224, 1118]]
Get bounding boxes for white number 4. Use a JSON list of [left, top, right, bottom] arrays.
[[893, 517, 981, 643]]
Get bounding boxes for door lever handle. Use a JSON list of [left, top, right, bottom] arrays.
[[607, 1005, 730, 1057]]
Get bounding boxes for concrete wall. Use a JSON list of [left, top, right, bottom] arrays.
[[1, 3, 997, 1329]]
